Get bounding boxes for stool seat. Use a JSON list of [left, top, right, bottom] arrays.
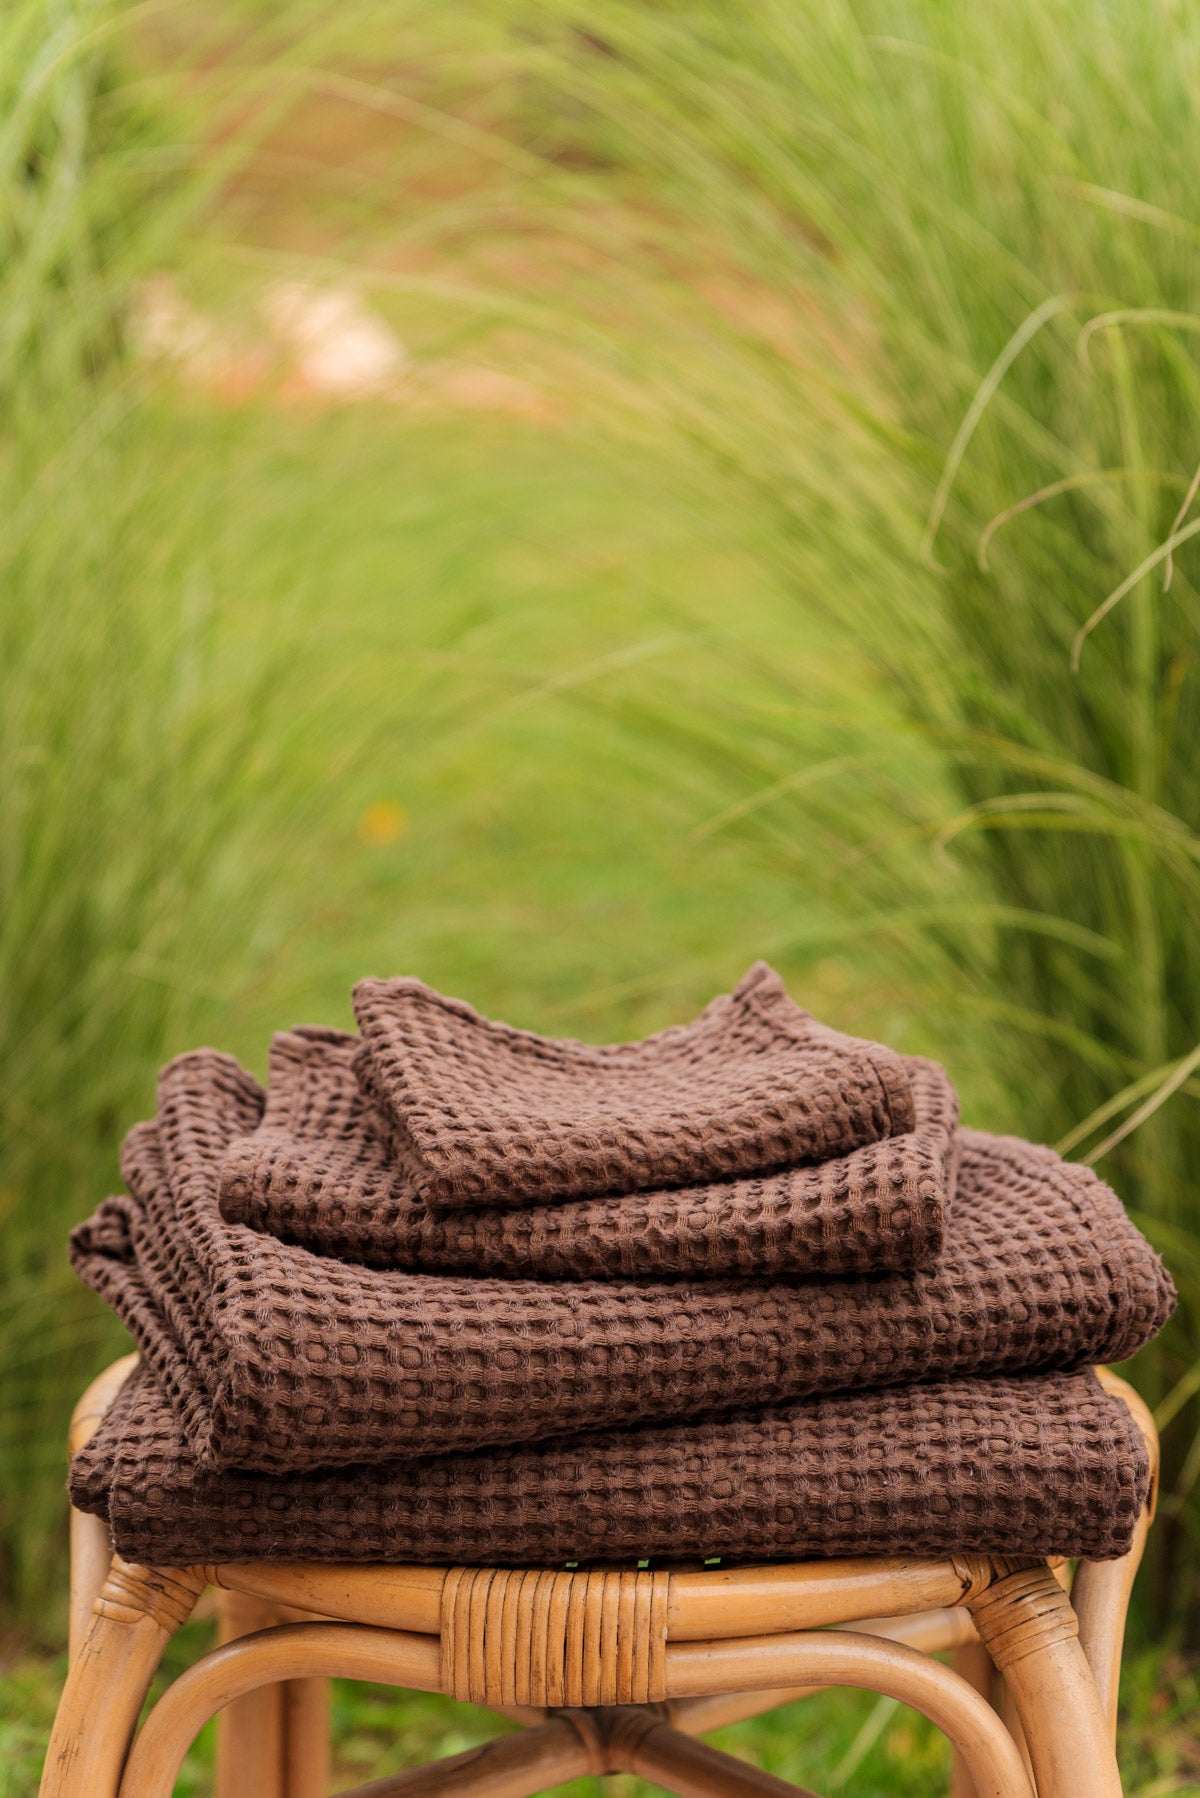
[[41, 1357, 1157, 1798]]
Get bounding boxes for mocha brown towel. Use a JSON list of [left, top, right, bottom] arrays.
[[71, 1361, 1150, 1566], [218, 1027, 958, 1278], [351, 962, 916, 1210], [69, 1049, 1174, 1476]]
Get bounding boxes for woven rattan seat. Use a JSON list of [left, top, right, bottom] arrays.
[[40, 1355, 1157, 1797]]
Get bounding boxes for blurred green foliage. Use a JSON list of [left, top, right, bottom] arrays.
[[6, 1, 1200, 1789]]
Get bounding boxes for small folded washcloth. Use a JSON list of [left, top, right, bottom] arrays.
[[69, 1048, 1174, 1476], [351, 961, 916, 1210], [72, 1361, 1151, 1567], [218, 1027, 958, 1278]]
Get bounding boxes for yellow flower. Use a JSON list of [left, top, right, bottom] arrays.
[[357, 801, 408, 846]]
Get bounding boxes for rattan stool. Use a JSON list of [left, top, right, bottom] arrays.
[[41, 1356, 1158, 1798]]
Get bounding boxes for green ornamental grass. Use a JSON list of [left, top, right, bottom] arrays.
[[6, 16, 1200, 1781]]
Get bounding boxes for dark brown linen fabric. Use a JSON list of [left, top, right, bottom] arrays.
[[218, 1028, 958, 1278], [69, 1049, 1175, 1476], [351, 962, 917, 1210], [71, 1361, 1151, 1566]]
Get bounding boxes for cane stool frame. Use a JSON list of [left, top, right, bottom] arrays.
[[41, 1356, 1158, 1798]]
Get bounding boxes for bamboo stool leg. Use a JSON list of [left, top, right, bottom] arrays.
[[282, 1673, 332, 1798], [66, 1354, 141, 1666], [69, 1507, 116, 1665], [214, 1592, 286, 1798], [1074, 1368, 1160, 1735], [949, 1639, 996, 1798], [214, 1590, 332, 1798], [967, 1560, 1121, 1798], [996, 1677, 1034, 1787], [40, 1558, 205, 1798], [1072, 1533, 1149, 1737]]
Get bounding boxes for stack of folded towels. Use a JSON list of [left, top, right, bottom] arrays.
[[70, 962, 1175, 1568]]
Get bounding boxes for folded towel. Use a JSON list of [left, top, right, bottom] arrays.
[[71, 1361, 1150, 1566], [351, 962, 916, 1210], [69, 1048, 1174, 1475], [219, 1028, 958, 1278]]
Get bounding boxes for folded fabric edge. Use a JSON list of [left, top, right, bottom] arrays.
[[69, 1363, 1151, 1568]]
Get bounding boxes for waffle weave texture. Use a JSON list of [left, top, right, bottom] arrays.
[[69, 1048, 1174, 1476], [219, 1027, 958, 1278], [71, 1362, 1150, 1565], [351, 961, 916, 1210]]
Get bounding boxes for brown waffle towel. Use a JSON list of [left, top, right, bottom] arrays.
[[351, 962, 917, 1210], [219, 1027, 958, 1278], [69, 1049, 1174, 1475], [71, 1360, 1150, 1565]]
